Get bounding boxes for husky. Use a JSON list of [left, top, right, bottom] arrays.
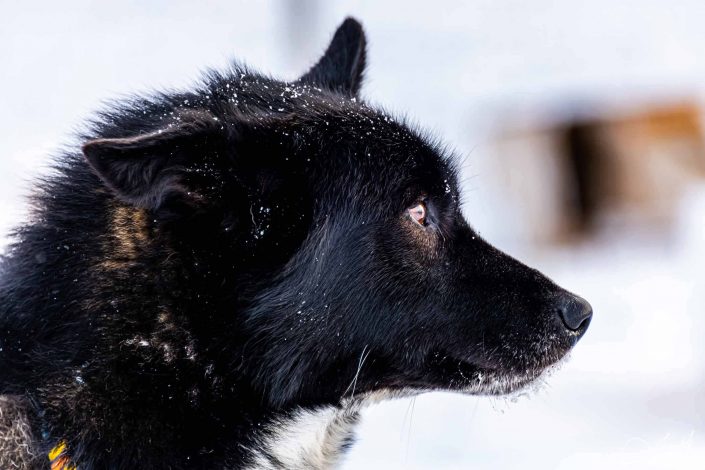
[[0, 17, 591, 469]]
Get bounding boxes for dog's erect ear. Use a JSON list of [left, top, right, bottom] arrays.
[[299, 17, 366, 96], [82, 111, 227, 209]]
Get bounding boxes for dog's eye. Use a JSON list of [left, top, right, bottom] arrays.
[[408, 203, 427, 226]]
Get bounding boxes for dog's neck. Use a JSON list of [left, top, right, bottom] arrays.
[[0, 396, 360, 470]]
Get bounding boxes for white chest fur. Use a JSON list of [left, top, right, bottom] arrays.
[[244, 406, 360, 470]]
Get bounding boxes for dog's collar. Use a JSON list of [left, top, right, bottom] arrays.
[[48, 441, 75, 470]]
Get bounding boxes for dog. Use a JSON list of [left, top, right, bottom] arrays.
[[0, 17, 592, 469]]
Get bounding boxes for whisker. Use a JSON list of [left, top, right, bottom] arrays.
[[343, 345, 370, 400]]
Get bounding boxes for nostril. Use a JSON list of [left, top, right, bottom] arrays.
[[556, 293, 593, 332]]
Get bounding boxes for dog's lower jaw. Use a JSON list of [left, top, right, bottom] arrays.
[[458, 357, 569, 398]]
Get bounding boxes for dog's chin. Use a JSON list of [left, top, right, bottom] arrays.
[[345, 363, 551, 409], [425, 352, 569, 397], [456, 365, 547, 396]]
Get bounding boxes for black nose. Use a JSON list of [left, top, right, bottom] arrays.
[[556, 292, 592, 332]]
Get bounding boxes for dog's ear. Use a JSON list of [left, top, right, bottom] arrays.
[[299, 17, 366, 96], [82, 111, 228, 209]]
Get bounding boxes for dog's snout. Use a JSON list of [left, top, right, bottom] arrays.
[[556, 292, 592, 333]]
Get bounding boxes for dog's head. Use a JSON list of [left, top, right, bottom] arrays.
[[82, 18, 591, 408]]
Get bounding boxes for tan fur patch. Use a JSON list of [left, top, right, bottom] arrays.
[[100, 205, 151, 270]]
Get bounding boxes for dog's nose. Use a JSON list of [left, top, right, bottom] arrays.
[[556, 292, 592, 332]]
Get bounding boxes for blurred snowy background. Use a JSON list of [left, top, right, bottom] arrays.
[[3, 1, 705, 468]]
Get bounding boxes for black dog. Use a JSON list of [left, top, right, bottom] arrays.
[[0, 18, 591, 469]]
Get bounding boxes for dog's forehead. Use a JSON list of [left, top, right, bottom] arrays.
[[300, 96, 453, 175], [333, 108, 455, 188], [213, 75, 456, 190]]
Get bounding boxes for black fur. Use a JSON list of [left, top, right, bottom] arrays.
[[0, 17, 591, 469]]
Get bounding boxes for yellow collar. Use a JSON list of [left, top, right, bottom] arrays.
[[48, 441, 76, 470]]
